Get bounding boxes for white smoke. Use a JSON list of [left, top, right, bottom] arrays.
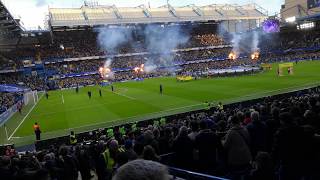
[[97, 27, 133, 54], [230, 33, 242, 58], [251, 31, 260, 52], [96, 27, 133, 71], [143, 25, 189, 73], [144, 61, 157, 73]]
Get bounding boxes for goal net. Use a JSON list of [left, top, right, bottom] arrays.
[[278, 63, 294, 76], [24, 90, 39, 106]]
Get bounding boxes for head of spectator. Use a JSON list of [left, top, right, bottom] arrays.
[[279, 112, 295, 126], [112, 159, 169, 180], [124, 140, 133, 151], [142, 145, 159, 162], [229, 115, 240, 127], [177, 126, 188, 137], [153, 128, 160, 140], [109, 139, 119, 153], [251, 111, 260, 122]]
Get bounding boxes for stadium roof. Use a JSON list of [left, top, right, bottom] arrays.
[[0, 1, 23, 37], [49, 3, 268, 29]]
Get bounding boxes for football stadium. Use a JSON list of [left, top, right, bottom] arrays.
[[0, 0, 320, 179]]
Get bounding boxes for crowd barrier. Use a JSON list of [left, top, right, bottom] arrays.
[[0, 103, 18, 127]]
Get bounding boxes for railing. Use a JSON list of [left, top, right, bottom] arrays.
[[169, 167, 229, 180]]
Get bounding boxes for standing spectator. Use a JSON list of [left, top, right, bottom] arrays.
[[195, 120, 222, 174], [158, 127, 173, 154], [56, 146, 79, 180], [117, 140, 138, 167], [223, 116, 252, 175], [102, 140, 124, 178], [188, 121, 199, 142], [142, 145, 160, 162], [249, 152, 275, 180], [246, 111, 267, 157], [5, 146, 16, 157], [172, 126, 194, 169], [272, 112, 304, 180]]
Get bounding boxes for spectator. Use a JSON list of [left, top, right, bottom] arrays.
[[272, 112, 304, 180], [188, 121, 199, 141], [172, 126, 194, 169], [195, 120, 222, 174], [249, 152, 275, 180], [246, 111, 268, 157], [142, 145, 159, 162], [223, 115, 252, 174]]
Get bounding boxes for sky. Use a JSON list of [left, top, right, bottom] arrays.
[[2, 0, 284, 30]]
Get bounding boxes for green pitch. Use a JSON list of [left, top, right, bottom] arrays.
[[1, 60, 320, 146]]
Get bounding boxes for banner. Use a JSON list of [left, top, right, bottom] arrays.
[[0, 84, 28, 93]]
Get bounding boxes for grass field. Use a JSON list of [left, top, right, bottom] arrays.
[[1, 60, 320, 146]]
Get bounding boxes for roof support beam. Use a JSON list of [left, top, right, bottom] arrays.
[[112, 5, 122, 19], [168, 4, 178, 17]]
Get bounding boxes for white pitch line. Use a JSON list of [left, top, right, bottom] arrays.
[[8, 93, 44, 140], [62, 94, 65, 104], [102, 88, 136, 100]]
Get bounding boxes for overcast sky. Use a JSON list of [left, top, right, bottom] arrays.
[[2, 0, 284, 30]]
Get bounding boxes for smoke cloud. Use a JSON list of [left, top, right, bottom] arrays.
[[251, 31, 260, 52], [143, 25, 189, 73], [230, 33, 242, 58], [96, 27, 133, 54]]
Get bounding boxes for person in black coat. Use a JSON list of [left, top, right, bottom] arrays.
[[195, 120, 222, 174], [172, 126, 194, 170], [249, 152, 275, 180], [246, 111, 268, 157], [272, 112, 305, 180]]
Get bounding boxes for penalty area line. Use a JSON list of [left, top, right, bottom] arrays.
[[8, 93, 44, 141]]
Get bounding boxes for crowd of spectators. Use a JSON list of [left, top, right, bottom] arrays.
[[1, 86, 319, 180], [1, 27, 320, 72], [58, 76, 100, 89], [194, 34, 226, 46], [0, 93, 16, 114], [0, 73, 47, 91]]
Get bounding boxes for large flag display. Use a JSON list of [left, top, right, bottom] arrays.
[[308, 0, 320, 9]]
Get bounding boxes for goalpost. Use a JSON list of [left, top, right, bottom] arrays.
[[24, 90, 39, 106], [1, 90, 39, 141], [278, 63, 294, 76]]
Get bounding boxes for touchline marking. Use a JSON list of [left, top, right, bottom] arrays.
[[102, 88, 136, 100], [8, 93, 44, 140]]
